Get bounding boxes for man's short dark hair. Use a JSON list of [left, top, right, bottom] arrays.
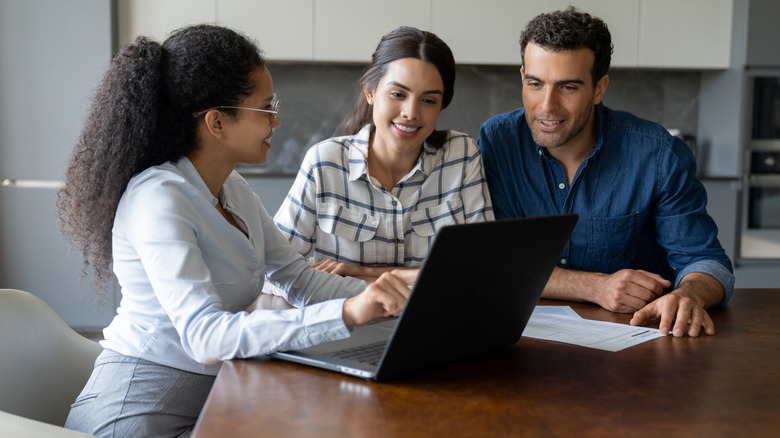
[[520, 6, 613, 86]]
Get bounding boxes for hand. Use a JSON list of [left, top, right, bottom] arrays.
[[312, 259, 374, 281], [342, 269, 419, 327], [630, 293, 714, 337], [630, 273, 723, 337], [593, 269, 671, 313], [313, 259, 416, 283]]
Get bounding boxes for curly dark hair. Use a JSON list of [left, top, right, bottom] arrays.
[[520, 6, 613, 86], [339, 26, 456, 148], [57, 24, 265, 298]]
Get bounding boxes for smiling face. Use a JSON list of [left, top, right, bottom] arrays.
[[365, 58, 445, 159], [222, 66, 280, 165], [521, 42, 608, 157]]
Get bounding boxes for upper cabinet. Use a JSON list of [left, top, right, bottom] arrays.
[[430, 0, 543, 65], [219, 0, 314, 61], [638, 0, 733, 69], [312, 0, 430, 62], [745, 0, 780, 66], [545, 0, 640, 68], [117, 0, 734, 69], [116, 0, 217, 47]]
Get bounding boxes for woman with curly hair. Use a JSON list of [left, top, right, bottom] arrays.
[[58, 24, 415, 437]]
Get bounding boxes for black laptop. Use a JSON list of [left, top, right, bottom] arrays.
[[271, 214, 578, 380]]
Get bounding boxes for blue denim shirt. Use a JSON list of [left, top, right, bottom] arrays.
[[478, 103, 734, 305]]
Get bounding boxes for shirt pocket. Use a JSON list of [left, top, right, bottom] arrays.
[[317, 202, 380, 242], [409, 197, 464, 238], [587, 211, 644, 268]]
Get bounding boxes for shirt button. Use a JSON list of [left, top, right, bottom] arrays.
[[560, 258, 567, 265], [538, 149, 543, 156], [253, 271, 260, 278], [393, 238, 400, 244], [392, 200, 398, 206], [558, 183, 565, 190]]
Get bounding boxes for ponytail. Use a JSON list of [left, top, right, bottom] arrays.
[[57, 37, 165, 298]]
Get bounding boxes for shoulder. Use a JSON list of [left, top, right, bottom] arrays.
[[479, 108, 527, 137], [600, 106, 670, 145], [302, 134, 355, 167], [598, 106, 696, 170], [117, 163, 204, 231], [437, 130, 482, 159]]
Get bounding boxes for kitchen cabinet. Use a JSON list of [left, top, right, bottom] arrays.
[[639, 0, 733, 69], [117, 0, 733, 69], [116, 0, 217, 47], [435, 0, 731, 68], [545, 0, 640, 68], [745, 0, 780, 66], [219, 0, 313, 61], [312, 0, 430, 62], [431, 0, 542, 65]]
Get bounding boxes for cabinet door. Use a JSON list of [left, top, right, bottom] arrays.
[[116, 0, 217, 47], [545, 0, 640, 68], [218, 0, 314, 61], [639, 0, 733, 69], [431, 0, 543, 65], [313, 0, 431, 62]]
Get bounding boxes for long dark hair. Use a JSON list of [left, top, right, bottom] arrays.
[[339, 26, 455, 148], [57, 24, 265, 298]]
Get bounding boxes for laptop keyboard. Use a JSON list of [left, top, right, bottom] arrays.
[[327, 341, 386, 366]]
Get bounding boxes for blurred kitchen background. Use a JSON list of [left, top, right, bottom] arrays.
[[1, 0, 777, 331]]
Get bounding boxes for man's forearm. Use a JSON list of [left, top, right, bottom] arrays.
[[541, 266, 605, 303]]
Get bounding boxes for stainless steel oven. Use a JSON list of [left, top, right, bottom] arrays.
[[740, 75, 780, 261]]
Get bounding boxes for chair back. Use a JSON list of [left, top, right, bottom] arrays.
[[0, 289, 103, 426]]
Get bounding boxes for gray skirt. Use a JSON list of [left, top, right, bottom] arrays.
[[65, 349, 216, 438]]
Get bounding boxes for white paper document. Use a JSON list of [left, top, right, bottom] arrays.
[[523, 307, 666, 352]]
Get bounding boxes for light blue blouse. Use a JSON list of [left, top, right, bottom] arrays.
[[101, 157, 366, 375]]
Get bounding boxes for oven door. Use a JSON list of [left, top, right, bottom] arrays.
[[740, 150, 780, 260]]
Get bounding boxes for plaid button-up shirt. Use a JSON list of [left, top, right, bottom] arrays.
[[273, 125, 494, 267]]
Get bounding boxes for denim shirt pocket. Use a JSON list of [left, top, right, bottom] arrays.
[[317, 202, 380, 242], [409, 197, 464, 238], [587, 211, 644, 267]]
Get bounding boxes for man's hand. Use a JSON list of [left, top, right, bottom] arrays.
[[595, 269, 671, 312], [543, 267, 670, 313], [545, 268, 725, 337], [630, 272, 724, 337], [341, 269, 419, 327]]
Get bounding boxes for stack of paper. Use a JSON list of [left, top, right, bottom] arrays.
[[523, 306, 666, 352]]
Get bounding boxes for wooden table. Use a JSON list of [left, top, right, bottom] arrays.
[[192, 289, 780, 437]]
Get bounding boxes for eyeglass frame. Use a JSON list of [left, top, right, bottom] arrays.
[[192, 94, 280, 124]]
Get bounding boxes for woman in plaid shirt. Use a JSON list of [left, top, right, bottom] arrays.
[[272, 26, 494, 284]]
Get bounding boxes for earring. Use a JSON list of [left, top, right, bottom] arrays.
[[367, 98, 373, 105], [219, 132, 223, 137]]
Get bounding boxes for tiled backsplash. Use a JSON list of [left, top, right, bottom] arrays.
[[257, 62, 699, 176]]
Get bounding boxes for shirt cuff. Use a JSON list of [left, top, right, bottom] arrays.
[[674, 260, 735, 306], [302, 298, 352, 345]]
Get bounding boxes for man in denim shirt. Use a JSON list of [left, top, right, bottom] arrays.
[[478, 7, 734, 338]]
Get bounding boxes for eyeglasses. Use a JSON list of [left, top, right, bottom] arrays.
[[192, 94, 280, 125]]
